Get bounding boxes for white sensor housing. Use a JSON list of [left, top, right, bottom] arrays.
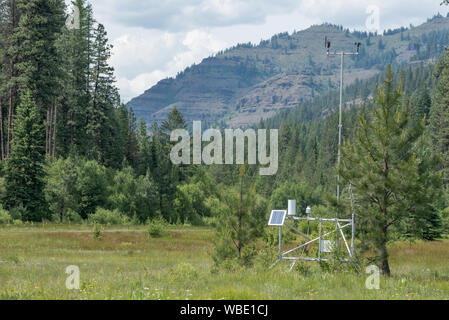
[[288, 200, 296, 216]]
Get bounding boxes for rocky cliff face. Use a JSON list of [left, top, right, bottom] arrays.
[[227, 72, 314, 127], [128, 56, 267, 125], [127, 15, 449, 128]]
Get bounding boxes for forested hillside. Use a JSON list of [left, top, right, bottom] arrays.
[[128, 14, 449, 128], [0, 0, 164, 221]]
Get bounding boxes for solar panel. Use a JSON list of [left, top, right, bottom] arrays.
[[268, 210, 287, 226]]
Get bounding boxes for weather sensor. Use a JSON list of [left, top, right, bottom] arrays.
[[288, 200, 296, 216]]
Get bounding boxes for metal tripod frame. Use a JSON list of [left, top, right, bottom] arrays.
[[270, 214, 355, 271]]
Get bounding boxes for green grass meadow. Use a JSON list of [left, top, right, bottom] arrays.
[[0, 225, 448, 300]]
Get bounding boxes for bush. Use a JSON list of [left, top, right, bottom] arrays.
[[147, 218, 167, 238], [51, 209, 83, 224], [264, 227, 297, 246], [0, 206, 11, 225], [202, 216, 218, 228], [64, 209, 83, 224], [9, 205, 26, 221], [319, 249, 363, 274], [93, 224, 103, 240], [174, 183, 207, 226], [108, 167, 159, 223], [212, 238, 238, 266], [269, 182, 323, 217], [89, 208, 128, 225], [294, 262, 313, 277], [76, 160, 110, 219]]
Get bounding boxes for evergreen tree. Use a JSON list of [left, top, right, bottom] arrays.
[[429, 51, 449, 184], [86, 23, 119, 164], [3, 90, 47, 221], [412, 86, 431, 123], [160, 106, 187, 143], [340, 66, 442, 276], [213, 165, 266, 266], [12, 0, 65, 115], [119, 107, 139, 168], [0, 0, 9, 160], [54, 1, 89, 157], [136, 117, 151, 176]]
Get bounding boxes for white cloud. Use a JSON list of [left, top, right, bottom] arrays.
[[92, 0, 299, 32], [117, 72, 167, 101], [111, 28, 228, 101]]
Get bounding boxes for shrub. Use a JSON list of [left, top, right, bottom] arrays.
[[202, 216, 218, 228], [147, 218, 167, 238], [256, 244, 277, 269], [212, 238, 238, 266], [294, 262, 313, 277], [64, 209, 83, 224], [319, 249, 363, 274], [174, 183, 208, 226], [89, 208, 128, 225], [76, 160, 109, 219], [9, 205, 26, 221], [45, 157, 79, 223], [108, 168, 159, 223], [51, 209, 83, 224], [93, 224, 103, 240], [264, 227, 296, 246], [0, 206, 11, 225], [269, 182, 323, 217]]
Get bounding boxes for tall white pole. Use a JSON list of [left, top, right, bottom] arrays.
[[326, 40, 360, 255], [326, 41, 359, 204], [337, 53, 344, 202]]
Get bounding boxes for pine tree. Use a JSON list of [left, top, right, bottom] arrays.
[[4, 0, 19, 158], [412, 86, 431, 123], [0, 0, 9, 160], [86, 23, 119, 164], [136, 117, 151, 176], [160, 106, 187, 143], [429, 51, 449, 184], [340, 65, 442, 276], [12, 0, 65, 115], [56, 0, 94, 155], [213, 165, 266, 266], [123, 107, 139, 168], [3, 90, 47, 221]]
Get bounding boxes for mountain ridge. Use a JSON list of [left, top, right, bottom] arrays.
[[127, 14, 449, 128]]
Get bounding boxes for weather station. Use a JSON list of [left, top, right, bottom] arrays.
[[268, 39, 361, 271], [268, 201, 356, 271]]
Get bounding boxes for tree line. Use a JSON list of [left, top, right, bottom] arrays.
[[0, 1, 193, 223]]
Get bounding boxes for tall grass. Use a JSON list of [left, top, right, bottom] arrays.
[[0, 225, 448, 300]]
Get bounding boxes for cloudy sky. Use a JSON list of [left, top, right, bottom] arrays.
[[79, 0, 448, 102]]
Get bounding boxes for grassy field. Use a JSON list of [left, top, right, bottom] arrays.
[[0, 224, 448, 300]]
